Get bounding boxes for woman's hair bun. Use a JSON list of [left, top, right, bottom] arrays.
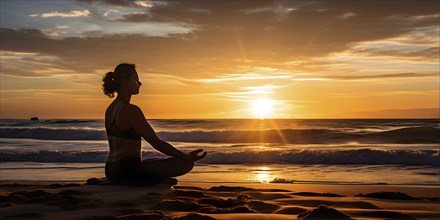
[[102, 71, 116, 98]]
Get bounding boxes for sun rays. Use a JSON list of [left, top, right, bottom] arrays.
[[251, 99, 275, 119]]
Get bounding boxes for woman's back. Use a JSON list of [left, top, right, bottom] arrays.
[[105, 98, 142, 162]]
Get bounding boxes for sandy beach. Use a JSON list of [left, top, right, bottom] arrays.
[[1, 179, 438, 220]]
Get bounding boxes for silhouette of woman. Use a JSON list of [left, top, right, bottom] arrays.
[[102, 63, 206, 183]]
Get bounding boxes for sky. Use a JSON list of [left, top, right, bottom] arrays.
[[0, 0, 439, 119]]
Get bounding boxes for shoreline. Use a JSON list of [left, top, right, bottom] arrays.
[[2, 180, 439, 197]]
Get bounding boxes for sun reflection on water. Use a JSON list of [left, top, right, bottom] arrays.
[[248, 166, 274, 183]]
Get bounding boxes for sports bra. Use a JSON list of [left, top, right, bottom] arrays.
[[106, 99, 142, 140]]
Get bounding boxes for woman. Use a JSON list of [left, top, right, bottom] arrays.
[[102, 63, 206, 183]]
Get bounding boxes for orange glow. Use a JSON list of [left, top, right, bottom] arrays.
[[251, 99, 275, 119], [0, 1, 438, 119]]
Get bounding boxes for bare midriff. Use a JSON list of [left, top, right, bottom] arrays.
[[106, 136, 142, 162]]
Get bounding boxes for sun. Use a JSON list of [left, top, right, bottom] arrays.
[[251, 99, 274, 119]]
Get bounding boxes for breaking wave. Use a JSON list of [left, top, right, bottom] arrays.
[[0, 149, 438, 166], [0, 126, 438, 144]]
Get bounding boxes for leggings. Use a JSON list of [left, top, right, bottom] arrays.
[[105, 157, 157, 182]]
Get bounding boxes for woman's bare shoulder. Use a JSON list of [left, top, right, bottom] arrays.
[[126, 103, 142, 111], [120, 103, 144, 118]]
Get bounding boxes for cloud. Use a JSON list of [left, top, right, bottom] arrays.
[[321, 72, 439, 80], [2, 1, 439, 81], [387, 13, 440, 24], [0, 50, 77, 78], [134, 1, 153, 8], [337, 12, 356, 19], [78, 0, 166, 8], [351, 46, 439, 62], [78, 0, 139, 7], [198, 72, 293, 83], [348, 108, 439, 118], [30, 10, 91, 18]]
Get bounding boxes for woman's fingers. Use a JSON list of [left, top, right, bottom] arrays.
[[192, 149, 203, 154], [198, 152, 207, 160], [188, 149, 207, 161], [189, 149, 203, 156]]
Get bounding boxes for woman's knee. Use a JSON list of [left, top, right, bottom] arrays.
[[177, 159, 194, 175], [142, 158, 194, 177]]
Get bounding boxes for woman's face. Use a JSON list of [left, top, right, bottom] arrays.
[[127, 71, 142, 95]]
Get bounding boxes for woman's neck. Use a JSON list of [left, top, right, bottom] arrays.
[[116, 90, 131, 103]]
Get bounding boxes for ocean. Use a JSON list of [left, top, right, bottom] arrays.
[[0, 119, 439, 186]]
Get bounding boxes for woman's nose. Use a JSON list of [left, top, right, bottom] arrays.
[[138, 81, 142, 86]]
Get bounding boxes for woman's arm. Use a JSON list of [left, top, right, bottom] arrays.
[[126, 104, 205, 160]]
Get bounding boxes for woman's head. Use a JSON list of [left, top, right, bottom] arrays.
[[102, 63, 142, 98]]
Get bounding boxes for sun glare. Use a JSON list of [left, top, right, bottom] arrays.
[[251, 99, 274, 119], [249, 167, 273, 183]]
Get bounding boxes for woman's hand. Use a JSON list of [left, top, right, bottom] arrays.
[[187, 149, 207, 161]]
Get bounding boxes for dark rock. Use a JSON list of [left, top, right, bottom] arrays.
[[23, 195, 64, 205], [117, 209, 145, 216], [275, 207, 308, 214], [118, 211, 170, 220], [0, 183, 36, 187], [137, 193, 164, 205], [152, 199, 206, 211], [2, 213, 44, 218], [9, 191, 28, 196], [174, 186, 204, 191], [23, 197, 51, 204], [236, 194, 253, 201], [419, 197, 440, 202], [0, 194, 27, 203], [46, 183, 65, 188], [0, 202, 15, 208], [57, 197, 102, 211], [88, 177, 177, 187], [208, 186, 254, 192], [23, 190, 54, 198], [298, 205, 352, 220], [355, 192, 420, 200], [174, 212, 216, 220], [46, 183, 82, 188], [86, 178, 104, 185], [45, 194, 65, 201], [58, 189, 90, 196], [86, 216, 117, 220], [171, 190, 206, 198], [293, 192, 345, 197], [198, 197, 242, 208], [111, 200, 137, 207], [199, 206, 257, 214], [248, 200, 280, 213]]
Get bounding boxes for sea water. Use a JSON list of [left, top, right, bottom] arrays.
[[0, 119, 439, 186]]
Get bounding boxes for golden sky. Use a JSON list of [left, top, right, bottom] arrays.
[[0, 0, 439, 119]]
